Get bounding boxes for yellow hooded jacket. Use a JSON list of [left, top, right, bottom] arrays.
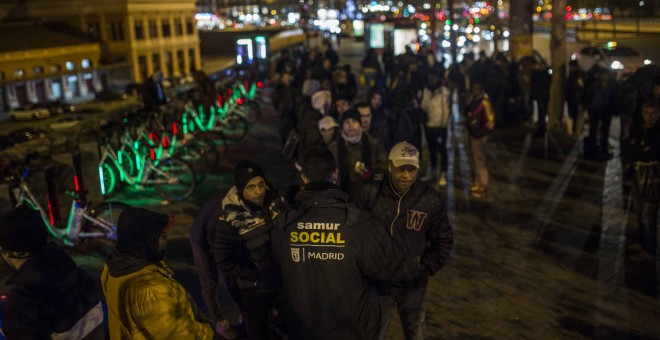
[[101, 261, 213, 339]]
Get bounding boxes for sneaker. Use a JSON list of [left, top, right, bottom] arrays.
[[215, 320, 238, 340], [471, 186, 487, 198], [629, 252, 655, 263], [438, 173, 447, 186]]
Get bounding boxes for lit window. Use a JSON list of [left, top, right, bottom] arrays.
[[82, 59, 91, 68], [33, 66, 44, 74], [50, 64, 61, 73], [14, 69, 25, 77], [66, 62, 76, 70]]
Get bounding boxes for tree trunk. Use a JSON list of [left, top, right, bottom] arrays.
[[548, 0, 567, 133]]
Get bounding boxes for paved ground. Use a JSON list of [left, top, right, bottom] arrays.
[[1, 38, 659, 339]]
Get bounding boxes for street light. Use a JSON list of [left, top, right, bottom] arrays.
[[637, 1, 644, 36]]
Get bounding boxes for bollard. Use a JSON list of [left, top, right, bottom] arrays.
[[78, 141, 103, 205]]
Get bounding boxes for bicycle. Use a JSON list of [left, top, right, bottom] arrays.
[[98, 127, 197, 201], [5, 158, 127, 248]]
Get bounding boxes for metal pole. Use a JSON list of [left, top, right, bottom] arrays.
[[448, 0, 457, 64]]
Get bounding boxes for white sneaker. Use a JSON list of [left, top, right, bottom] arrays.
[[438, 173, 447, 186]]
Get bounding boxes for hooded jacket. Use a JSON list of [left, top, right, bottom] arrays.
[[213, 186, 284, 292], [3, 243, 103, 339], [272, 181, 414, 340], [354, 175, 454, 295], [100, 213, 213, 339], [421, 85, 451, 128]]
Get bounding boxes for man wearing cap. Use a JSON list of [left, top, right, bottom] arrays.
[[353, 142, 454, 340], [0, 205, 104, 339], [328, 108, 387, 198], [272, 146, 415, 340], [318, 115, 339, 146], [214, 160, 286, 339], [101, 206, 214, 339]]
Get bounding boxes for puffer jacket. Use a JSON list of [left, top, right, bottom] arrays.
[[420, 86, 451, 128], [271, 181, 415, 340], [100, 260, 213, 339], [353, 175, 454, 295], [213, 186, 285, 292]]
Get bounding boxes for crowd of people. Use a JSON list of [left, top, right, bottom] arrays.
[[1, 35, 659, 339]]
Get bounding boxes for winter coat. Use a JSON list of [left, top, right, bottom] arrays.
[[621, 122, 660, 163], [101, 252, 213, 339], [3, 243, 104, 339], [421, 86, 451, 128], [353, 176, 454, 295], [271, 181, 414, 340], [465, 93, 496, 138], [214, 186, 285, 292], [328, 134, 387, 197]]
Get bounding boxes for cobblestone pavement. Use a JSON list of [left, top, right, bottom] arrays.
[[1, 38, 659, 339]]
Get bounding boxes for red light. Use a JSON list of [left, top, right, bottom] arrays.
[[150, 149, 155, 161], [565, 13, 572, 20], [566, 6, 572, 11], [162, 137, 168, 148], [149, 133, 154, 141], [172, 123, 178, 135], [46, 195, 55, 225], [257, 81, 263, 88], [217, 95, 223, 106], [74, 175, 80, 192], [237, 98, 243, 105], [228, 89, 232, 95]]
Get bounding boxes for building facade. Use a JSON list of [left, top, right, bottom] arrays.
[[0, 23, 104, 110], [25, 0, 202, 84]]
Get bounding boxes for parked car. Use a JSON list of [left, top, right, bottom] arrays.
[[9, 104, 52, 120], [95, 91, 128, 102], [9, 128, 48, 143], [572, 42, 653, 78], [43, 101, 75, 115]]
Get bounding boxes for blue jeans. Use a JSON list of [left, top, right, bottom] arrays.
[[379, 285, 427, 340]]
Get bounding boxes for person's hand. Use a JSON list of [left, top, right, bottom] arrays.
[[487, 120, 495, 130]]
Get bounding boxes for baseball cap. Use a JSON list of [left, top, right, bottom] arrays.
[[389, 142, 420, 168], [0, 205, 48, 253], [318, 116, 338, 131]]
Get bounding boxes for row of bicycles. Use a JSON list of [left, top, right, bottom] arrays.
[[98, 75, 266, 201], [0, 74, 267, 250]]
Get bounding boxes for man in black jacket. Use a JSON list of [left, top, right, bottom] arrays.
[[0, 205, 104, 339], [272, 146, 415, 340], [214, 161, 285, 339], [353, 142, 454, 340]]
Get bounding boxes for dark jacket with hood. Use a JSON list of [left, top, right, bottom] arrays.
[[3, 243, 103, 339], [101, 212, 213, 339], [354, 175, 454, 295], [271, 181, 415, 340], [213, 186, 285, 292]]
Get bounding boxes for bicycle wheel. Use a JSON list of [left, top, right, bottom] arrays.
[[79, 201, 128, 253], [221, 114, 248, 141], [153, 158, 196, 201], [99, 160, 120, 196], [118, 147, 138, 177], [173, 140, 218, 183]]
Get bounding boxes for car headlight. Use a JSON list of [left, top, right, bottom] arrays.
[[610, 60, 624, 70], [644, 59, 652, 65]]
